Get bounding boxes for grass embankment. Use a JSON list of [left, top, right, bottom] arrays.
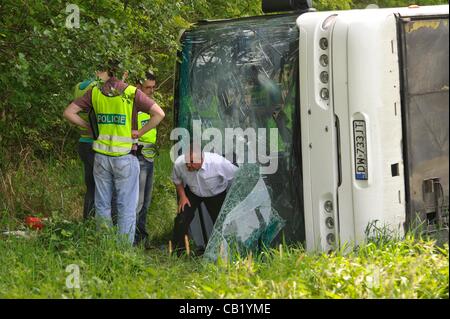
[[0, 225, 447, 298], [0, 149, 177, 243], [0, 150, 448, 298]]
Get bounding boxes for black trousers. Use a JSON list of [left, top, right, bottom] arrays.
[[172, 187, 227, 250], [77, 142, 95, 220]]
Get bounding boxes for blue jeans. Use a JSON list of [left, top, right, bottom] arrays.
[[93, 153, 139, 245], [135, 155, 154, 244]]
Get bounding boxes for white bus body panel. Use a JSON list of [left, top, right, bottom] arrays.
[[298, 12, 341, 252], [298, 5, 449, 251]]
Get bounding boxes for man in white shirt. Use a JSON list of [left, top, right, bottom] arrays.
[[171, 146, 238, 254]]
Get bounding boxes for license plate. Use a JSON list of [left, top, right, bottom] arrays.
[[353, 120, 368, 180]]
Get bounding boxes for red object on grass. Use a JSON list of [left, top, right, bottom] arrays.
[[25, 216, 44, 230]]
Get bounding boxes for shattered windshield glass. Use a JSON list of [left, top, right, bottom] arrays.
[[204, 163, 286, 261], [174, 14, 304, 260]]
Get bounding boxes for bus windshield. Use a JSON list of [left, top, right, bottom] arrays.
[[174, 14, 304, 258]]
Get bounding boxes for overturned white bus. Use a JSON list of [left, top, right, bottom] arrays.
[[172, 1, 449, 255]]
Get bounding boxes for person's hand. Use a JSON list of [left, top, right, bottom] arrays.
[[132, 130, 139, 139], [178, 196, 191, 214]]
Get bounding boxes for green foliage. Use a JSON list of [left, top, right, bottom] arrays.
[[314, 0, 353, 10], [0, 0, 446, 163], [351, 0, 448, 9], [0, 157, 84, 221], [0, 148, 177, 237], [0, 151, 448, 298], [143, 148, 177, 242], [0, 216, 447, 298], [0, 0, 448, 298], [0, 0, 264, 164]]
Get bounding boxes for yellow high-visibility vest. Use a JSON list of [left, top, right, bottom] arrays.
[[73, 80, 96, 142], [137, 111, 157, 159], [91, 85, 137, 156]]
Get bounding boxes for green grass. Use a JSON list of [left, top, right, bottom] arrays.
[[0, 150, 448, 298], [146, 148, 178, 243], [0, 220, 447, 298], [0, 148, 178, 243]]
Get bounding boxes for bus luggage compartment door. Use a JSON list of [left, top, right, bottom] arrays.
[[398, 15, 449, 238]]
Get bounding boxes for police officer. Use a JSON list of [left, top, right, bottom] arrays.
[[72, 79, 97, 220], [134, 70, 158, 247], [63, 60, 165, 244]]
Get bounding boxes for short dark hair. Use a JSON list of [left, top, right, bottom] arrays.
[[145, 70, 156, 82], [134, 70, 156, 86]]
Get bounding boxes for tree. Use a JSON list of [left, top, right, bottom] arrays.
[[0, 0, 446, 164]]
